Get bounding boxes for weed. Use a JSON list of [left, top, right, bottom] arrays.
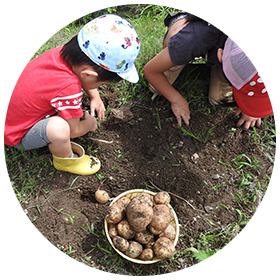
[[62, 209, 83, 225], [189, 248, 220, 262], [179, 125, 215, 143], [139, 4, 178, 18], [5, 146, 56, 204], [58, 244, 77, 255], [250, 116, 276, 151], [96, 165, 116, 180], [85, 223, 99, 236], [154, 108, 162, 131], [233, 154, 261, 171]]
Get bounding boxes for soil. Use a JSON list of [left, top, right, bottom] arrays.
[[8, 65, 274, 275]]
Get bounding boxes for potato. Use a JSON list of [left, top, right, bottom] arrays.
[[125, 241, 143, 259], [134, 229, 154, 245], [95, 190, 110, 203], [112, 236, 129, 252], [105, 205, 125, 224], [126, 195, 153, 232], [145, 241, 155, 249], [154, 191, 171, 205], [149, 204, 173, 233], [114, 196, 131, 209], [148, 225, 164, 235], [133, 193, 153, 207], [139, 248, 154, 261], [108, 223, 118, 238], [117, 219, 135, 239], [153, 237, 175, 259], [159, 224, 176, 241]]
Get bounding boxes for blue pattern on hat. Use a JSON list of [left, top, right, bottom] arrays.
[[78, 14, 140, 83]]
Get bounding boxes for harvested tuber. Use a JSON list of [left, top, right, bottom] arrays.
[[114, 196, 131, 209], [126, 194, 153, 232], [125, 241, 143, 259], [95, 190, 109, 204], [132, 193, 153, 207], [134, 229, 154, 245], [108, 223, 118, 238], [106, 205, 125, 224], [139, 248, 154, 261], [154, 191, 171, 205], [117, 219, 135, 239], [159, 224, 176, 241], [112, 236, 129, 252], [153, 237, 175, 259], [149, 204, 173, 233]]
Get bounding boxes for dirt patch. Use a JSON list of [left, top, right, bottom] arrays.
[[8, 65, 274, 275]]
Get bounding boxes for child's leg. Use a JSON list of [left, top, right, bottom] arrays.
[[150, 65, 185, 100], [47, 116, 72, 158], [208, 64, 235, 106], [48, 116, 101, 175], [164, 65, 186, 85]]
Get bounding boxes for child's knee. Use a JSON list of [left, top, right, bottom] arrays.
[[47, 116, 70, 142]]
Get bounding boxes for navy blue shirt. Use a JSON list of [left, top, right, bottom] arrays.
[[168, 21, 227, 65]]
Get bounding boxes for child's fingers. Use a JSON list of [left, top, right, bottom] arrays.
[[234, 108, 242, 117], [177, 115, 190, 127], [177, 117, 182, 127], [97, 108, 106, 120], [182, 114, 190, 126]]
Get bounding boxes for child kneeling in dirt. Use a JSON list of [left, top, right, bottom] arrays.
[[143, 12, 273, 128], [143, 12, 227, 127], [211, 37, 273, 129], [4, 14, 140, 175]]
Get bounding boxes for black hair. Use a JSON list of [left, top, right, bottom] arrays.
[[60, 35, 122, 83]]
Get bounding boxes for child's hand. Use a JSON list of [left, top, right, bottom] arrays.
[[90, 97, 106, 120], [170, 97, 190, 126], [235, 108, 261, 129], [84, 111, 98, 132]]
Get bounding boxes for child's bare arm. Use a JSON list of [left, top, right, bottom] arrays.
[[144, 48, 190, 126], [84, 88, 106, 120], [66, 111, 97, 138]]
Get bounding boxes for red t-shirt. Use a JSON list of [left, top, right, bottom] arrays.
[[5, 47, 83, 146]]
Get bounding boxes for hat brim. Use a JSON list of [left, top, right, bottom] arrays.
[[118, 64, 139, 83], [233, 86, 273, 118]]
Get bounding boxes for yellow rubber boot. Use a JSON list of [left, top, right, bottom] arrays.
[[52, 142, 101, 175]]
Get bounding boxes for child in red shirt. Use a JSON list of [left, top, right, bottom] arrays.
[[5, 14, 140, 175]]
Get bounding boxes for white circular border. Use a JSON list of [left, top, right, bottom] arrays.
[[1, 1, 279, 279]]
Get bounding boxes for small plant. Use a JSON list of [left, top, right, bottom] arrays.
[[154, 108, 162, 131], [186, 247, 220, 262], [179, 125, 215, 143], [139, 5, 178, 18], [58, 244, 77, 255], [59, 208, 83, 225], [192, 248, 219, 262], [233, 154, 261, 170]]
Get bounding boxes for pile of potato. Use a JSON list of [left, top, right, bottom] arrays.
[[105, 191, 177, 261]]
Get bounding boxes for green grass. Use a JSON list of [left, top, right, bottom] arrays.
[[179, 124, 216, 143]]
